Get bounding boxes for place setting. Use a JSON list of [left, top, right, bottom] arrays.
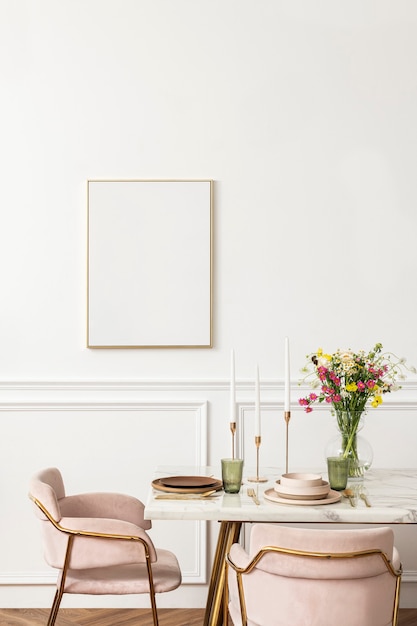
[[151, 474, 223, 499], [264, 471, 342, 506]]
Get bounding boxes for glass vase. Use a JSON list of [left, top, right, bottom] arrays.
[[325, 411, 373, 479]]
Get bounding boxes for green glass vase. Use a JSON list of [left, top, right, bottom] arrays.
[[325, 411, 373, 479]]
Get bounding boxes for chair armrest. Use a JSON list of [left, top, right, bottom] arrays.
[[60, 515, 152, 540], [59, 492, 151, 530], [45, 516, 157, 569]]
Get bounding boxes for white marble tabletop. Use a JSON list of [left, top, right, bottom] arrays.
[[145, 466, 417, 524]]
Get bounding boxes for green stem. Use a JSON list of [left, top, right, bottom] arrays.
[[342, 430, 357, 459], [335, 410, 365, 477]]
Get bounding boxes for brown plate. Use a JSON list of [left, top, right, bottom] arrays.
[[152, 477, 223, 494], [160, 475, 218, 489]]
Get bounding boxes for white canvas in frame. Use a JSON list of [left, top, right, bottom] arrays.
[[87, 179, 212, 348]]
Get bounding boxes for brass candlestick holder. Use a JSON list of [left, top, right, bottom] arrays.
[[230, 421, 236, 459], [284, 410, 291, 474], [248, 436, 267, 482]]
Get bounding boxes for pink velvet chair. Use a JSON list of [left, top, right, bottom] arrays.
[[29, 468, 181, 626], [226, 523, 402, 626]]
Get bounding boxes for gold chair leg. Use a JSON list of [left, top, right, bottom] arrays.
[[392, 577, 401, 626], [47, 589, 62, 626], [47, 534, 74, 626], [149, 589, 159, 626], [144, 555, 159, 626]]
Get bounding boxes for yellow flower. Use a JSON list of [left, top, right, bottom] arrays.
[[345, 382, 358, 392], [371, 395, 383, 408], [316, 348, 332, 367]]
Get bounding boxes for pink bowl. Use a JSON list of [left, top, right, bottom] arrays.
[[280, 472, 323, 488]]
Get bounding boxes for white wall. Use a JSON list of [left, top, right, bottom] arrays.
[[1, 0, 417, 609]]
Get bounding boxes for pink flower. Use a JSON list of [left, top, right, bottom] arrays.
[[366, 380, 375, 389], [305, 406, 313, 413], [329, 372, 340, 385], [357, 381, 366, 391], [309, 393, 318, 401], [298, 398, 309, 406], [333, 394, 342, 402], [325, 396, 333, 403]]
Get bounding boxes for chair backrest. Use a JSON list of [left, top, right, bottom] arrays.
[[227, 524, 402, 626], [29, 467, 74, 570], [29, 467, 65, 522]]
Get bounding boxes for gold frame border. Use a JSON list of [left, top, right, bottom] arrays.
[[86, 179, 213, 349]]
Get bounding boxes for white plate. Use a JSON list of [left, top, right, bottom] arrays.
[[264, 488, 342, 506]]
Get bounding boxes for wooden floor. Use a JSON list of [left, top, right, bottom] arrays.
[[0, 609, 204, 626], [1, 609, 417, 626]]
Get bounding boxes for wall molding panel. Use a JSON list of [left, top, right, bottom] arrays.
[[1, 378, 417, 396], [2, 398, 208, 588]]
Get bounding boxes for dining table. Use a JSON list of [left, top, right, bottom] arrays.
[[145, 466, 417, 626]]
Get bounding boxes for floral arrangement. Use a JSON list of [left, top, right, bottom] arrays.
[[298, 343, 416, 476], [298, 343, 415, 414]]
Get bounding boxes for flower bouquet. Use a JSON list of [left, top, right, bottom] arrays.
[[298, 343, 415, 477]]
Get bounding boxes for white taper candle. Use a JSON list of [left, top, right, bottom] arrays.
[[284, 337, 290, 411], [230, 348, 236, 422], [255, 364, 261, 436]]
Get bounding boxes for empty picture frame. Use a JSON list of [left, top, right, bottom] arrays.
[[87, 179, 213, 348]]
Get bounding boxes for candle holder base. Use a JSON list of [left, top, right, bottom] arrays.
[[284, 410, 291, 474], [247, 475, 268, 483], [249, 436, 266, 483]]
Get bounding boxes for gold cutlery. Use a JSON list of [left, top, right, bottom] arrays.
[[247, 488, 260, 505], [155, 490, 218, 500], [360, 493, 371, 507], [342, 488, 356, 507]]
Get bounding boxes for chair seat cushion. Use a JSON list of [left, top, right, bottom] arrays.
[[61, 549, 181, 595]]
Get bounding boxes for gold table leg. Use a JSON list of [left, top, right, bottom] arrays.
[[203, 520, 242, 626]]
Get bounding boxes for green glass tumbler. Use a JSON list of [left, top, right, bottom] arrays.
[[221, 458, 244, 494], [327, 456, 350, 491]]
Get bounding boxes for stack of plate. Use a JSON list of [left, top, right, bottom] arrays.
[[275, 473, 330, 500], [152, 475, 223, 494], [264, 472, 341, 505]]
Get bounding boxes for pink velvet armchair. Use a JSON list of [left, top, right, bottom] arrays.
[[29, 467, 181, 626], [226, 523, 402, 626]]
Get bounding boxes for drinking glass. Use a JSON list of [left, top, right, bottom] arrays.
[[221, 458, 244, 494], [327, 456, 350, 491]]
